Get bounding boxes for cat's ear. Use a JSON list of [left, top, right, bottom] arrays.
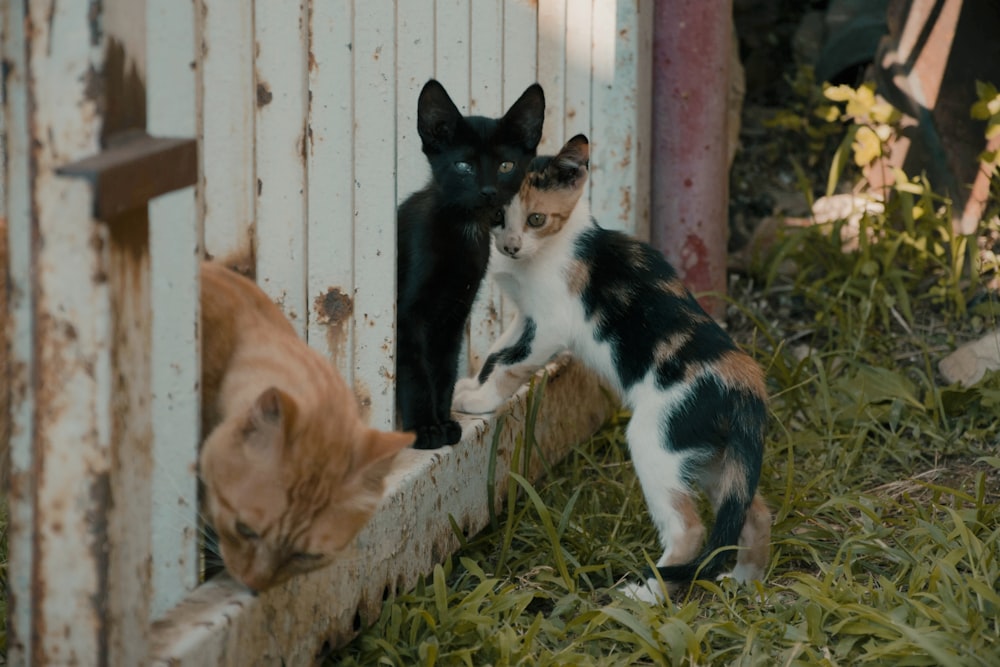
[[501, 83, 546, 151], [242, 386, 297, 455], [549, 134, 590, 187], [360, 429, 414, 468], [417, 79, 463, 152], [351, 429, 415, 494]]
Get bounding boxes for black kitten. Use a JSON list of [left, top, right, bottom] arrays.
[[396, 79, 545, 449]]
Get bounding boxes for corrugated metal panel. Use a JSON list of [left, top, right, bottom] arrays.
[[352, 0, 399, 428], [254, 0, 309, 339], [147, 0, 201, 621], [305, 0, 356, 384], [2, 0, 35, 662], [199, 0, 255, 263], [9, 2, 113, 663], [591, 0, 653, 237]]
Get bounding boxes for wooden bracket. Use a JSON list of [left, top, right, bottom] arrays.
[[57, 132, 197, 221]]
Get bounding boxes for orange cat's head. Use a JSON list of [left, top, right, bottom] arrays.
[[199, 386, 414, 593]]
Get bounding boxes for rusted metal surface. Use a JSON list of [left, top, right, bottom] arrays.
[[147, 0, 201, 621], [651, 0, 731, 318], [106, 207, 155, 667], [350, 0, 398, 430], [56, 134, 197, 219], [591, 1, 653, 239], [7, 1, 113, 663], [197, 0, 256, 264], [254, 0, 308, 339], [149, 359, 612, 665], [3, 1, 36, 662]]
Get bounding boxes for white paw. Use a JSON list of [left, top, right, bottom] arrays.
[[454, 376, 480, 395], [452, 381, 503, 414], [724, 563, 764, 585], [618, 578, 666, 604]]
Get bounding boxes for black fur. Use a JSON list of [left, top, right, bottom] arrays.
[[397, 79, 545, 449], [477, 317, 536, 384], [573, 226, 737, 391]]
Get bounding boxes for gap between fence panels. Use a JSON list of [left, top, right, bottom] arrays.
[[148, 357, 612, 666]]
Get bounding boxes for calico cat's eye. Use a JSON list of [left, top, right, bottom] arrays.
[[235, 521, 259, 540], [526, 213, 546, 228], [455, 161, 473, 174], [498, 161, 515, 174]]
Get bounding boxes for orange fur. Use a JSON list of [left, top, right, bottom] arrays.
[[199, 262, 414, 592], [714, 349, 768, 396]]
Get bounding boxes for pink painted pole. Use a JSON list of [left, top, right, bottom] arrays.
[[651, 0, 732, 318]]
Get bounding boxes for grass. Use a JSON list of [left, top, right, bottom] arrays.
[[331, 88, 1000, 666]]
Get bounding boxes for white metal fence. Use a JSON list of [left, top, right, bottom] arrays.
[[2, 1, 650, 664]]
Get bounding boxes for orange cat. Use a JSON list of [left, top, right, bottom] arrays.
[[199, 262, 414, 592]]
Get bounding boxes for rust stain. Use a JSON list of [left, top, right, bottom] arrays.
[[619, 186, 632, 222], [100, 39, 146, 146], [315, 287, 353, 325], [314, 287, 354, 367], [354, 380, 372, 424], [256, 81, 273, 107]]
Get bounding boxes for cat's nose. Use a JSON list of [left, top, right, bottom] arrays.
[[480, 185, 498, 200], [503, 242, 520, 257]]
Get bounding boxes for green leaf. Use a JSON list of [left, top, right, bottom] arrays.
[[827, 125, 859, 197], [599, 605, 667, 663]]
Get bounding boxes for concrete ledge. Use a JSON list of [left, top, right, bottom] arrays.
[[149, 358, 612, 666]]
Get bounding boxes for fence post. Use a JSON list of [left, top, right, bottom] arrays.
[[147, 0, 201, 620], [4, 1, 199, 662], [5, 2, 113, 662], [650, 0, 732, 318]]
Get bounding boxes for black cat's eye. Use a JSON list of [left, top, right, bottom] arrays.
[[498, 160, 515, 174], [455, 161, 473, 174], [526, 213, 546, 228], [234, 521, 259, 540]]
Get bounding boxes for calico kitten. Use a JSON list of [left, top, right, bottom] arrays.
[[396, 79, 545, 449], [199, 262, 414, 592], [453, 135, 772, 598]]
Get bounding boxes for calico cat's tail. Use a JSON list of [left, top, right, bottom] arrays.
[[647, 489, 751, 584], [649, 406, 766, 585]]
